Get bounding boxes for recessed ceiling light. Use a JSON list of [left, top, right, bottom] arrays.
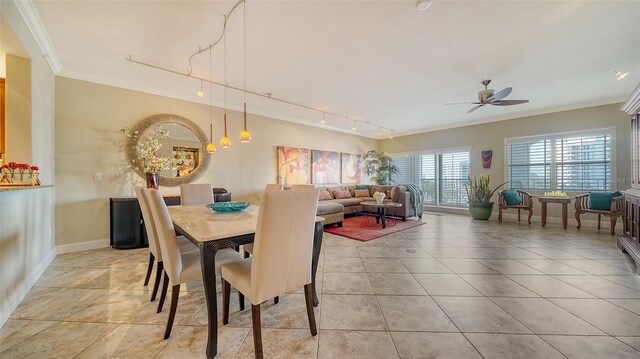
[[416, 1, 432, 11], [615, 70, 629, 80]]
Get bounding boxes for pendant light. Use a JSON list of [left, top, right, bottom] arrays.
[[206, 43, 216, 153], [220, 15, 231, 149], [197, 78, 204, 97], [239, 1, 252, 143]]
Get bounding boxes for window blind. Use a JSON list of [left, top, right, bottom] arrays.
[[507, 139, 552, 190], [556, 134, 610, 191], [439, 151, 470, 207]]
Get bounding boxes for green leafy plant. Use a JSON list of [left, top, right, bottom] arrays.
[[363, 150, 399, 185], [465, 175, 507, 203]]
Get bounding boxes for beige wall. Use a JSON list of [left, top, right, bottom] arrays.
[[55, 76, 377, 246], [5, 54, 31, 164], [379, 103, 631, 222], [0, 2, 56, 327]]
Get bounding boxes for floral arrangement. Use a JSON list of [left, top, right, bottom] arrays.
[[544, 191, 568, 197], [121, 126, 173, 173], [373, 191, 386, 204], [1, 162, 40, 185]]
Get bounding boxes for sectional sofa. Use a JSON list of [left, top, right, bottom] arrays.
[[310, 184, 423, 227]]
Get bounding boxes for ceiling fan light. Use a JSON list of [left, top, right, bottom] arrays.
[[416, 1, 432, 11]]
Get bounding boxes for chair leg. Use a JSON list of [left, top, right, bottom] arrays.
[[274, 296, 279, 304], [518, 209, 521, 222], [164, 284, 180, 340], [527, 209, 533, 225], [151, 262, 164, 302], [251, 304, 264, 359], [144, 252, 155, 286], [304, 284, 317, 336], [575, 212, 582, 229], [157, 271, 169, 313], [611, 216, 617, 235], [498, 207, 503, 222], [222, 278, 231, 325], [239, 292, 245, 311], [598, 214, 601, 229]]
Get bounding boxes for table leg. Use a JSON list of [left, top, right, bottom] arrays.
[[541, 202, 547, 227], [311, 221, 323, 307], [376, 208, 381, 224], [381, 208, 387, 229], [562, 203, 568, 229], [200, 242, 219, 359]]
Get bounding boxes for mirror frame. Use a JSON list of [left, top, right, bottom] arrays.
[[124, 113, 211, 186]]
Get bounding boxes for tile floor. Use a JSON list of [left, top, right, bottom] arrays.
[[1, 214, 640, 358]]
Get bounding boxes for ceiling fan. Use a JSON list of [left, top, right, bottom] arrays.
[[447, 80, 529, 113]]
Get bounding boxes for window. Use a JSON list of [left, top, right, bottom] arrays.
[[506, 129, 613, 191], [391, 149, 470, 208]]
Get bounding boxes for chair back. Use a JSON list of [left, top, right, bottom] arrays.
[[147, 188, 183, 284], [251, 189, 319, 303], [135, 187, 162, 260], [264, 184, 283, 191], [180, 183, 213, 206], [290, 184, 314, 190]]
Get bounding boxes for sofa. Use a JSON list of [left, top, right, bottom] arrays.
[[312, 184, 423, 226]]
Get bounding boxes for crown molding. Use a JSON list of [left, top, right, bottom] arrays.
[[13, 0, 61, 73], [621, 83, 640, 115]]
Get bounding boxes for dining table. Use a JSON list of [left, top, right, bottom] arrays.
[[168, 204, 324, 359]]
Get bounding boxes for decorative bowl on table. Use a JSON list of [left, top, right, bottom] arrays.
[[206, 201, 251, 213]]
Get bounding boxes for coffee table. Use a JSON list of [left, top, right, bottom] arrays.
[[360, 201, 402, 229], [538, 196, 572, 229]]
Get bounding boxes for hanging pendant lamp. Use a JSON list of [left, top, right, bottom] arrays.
[[206, 43, 216, 153], [239, 0, 252, 143], [220, 15, 231, 149]]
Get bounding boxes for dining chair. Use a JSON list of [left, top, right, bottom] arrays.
[[180, 183, 214, 206], [244, 184, 284, 258], [220, 189, 320, 359], [264, 183, 283, 191], [146, 188, 245, 339], [135, 187, 198, 302]]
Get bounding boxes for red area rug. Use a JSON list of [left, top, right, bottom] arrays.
[[324, 215, 425, 241]]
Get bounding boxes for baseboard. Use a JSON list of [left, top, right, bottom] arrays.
[[56, 238, 110, 254], [0, 248, 56, 327]]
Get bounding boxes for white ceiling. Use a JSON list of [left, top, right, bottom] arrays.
[[25, 0, 640, 137]]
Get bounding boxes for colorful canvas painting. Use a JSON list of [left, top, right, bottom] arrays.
[[311, 150, 341, 184], [277, 146, 310, 184], [341, 153, 362, 184]]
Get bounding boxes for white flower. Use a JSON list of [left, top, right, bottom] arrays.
[[122, 126, 174, 173]]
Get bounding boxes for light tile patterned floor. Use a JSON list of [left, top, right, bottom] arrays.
[[2, 214, 640, 358]]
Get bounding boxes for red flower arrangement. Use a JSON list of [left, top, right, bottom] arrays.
[[1, 162, 40, 184]]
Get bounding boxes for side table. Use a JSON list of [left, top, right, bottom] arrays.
[[538, 196, 572, 229]]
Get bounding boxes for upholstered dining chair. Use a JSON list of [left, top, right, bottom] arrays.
[[264, 183, 283, 191], [135, 187, 198, 302], [221, 189, 320, 359], [180, 183, 213, 206], [146, 188, 245, 339]]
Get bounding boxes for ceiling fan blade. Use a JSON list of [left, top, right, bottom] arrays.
[[486, 87, 512, 103], [467, 104, 485, 113], [491, 100, 529, 106], [446, 102, 482, 105]]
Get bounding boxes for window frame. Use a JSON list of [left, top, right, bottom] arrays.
[[391, 146, 472, 208], [504, 127, 617, 193]]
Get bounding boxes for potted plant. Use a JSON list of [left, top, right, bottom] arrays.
[[465, 175, 507, 220], [363, 150, 399, 185]]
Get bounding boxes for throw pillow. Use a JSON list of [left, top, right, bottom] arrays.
[[333, 189, 352, 199], [502, 189, 522, 205], [318, 189, 333, 201], [355, 185, 369, 190], [589, 191, 622, 210], [390, 186, 399, 202], [383, 190, 392, 199], [355, 189, 370, 197]]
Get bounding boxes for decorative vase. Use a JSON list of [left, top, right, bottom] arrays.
[[373, 191, 386, 204], [468, 202, 494, 220], [146, 172, 160, 189]]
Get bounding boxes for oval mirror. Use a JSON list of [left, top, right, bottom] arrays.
[[124, 114, 211, 186]]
